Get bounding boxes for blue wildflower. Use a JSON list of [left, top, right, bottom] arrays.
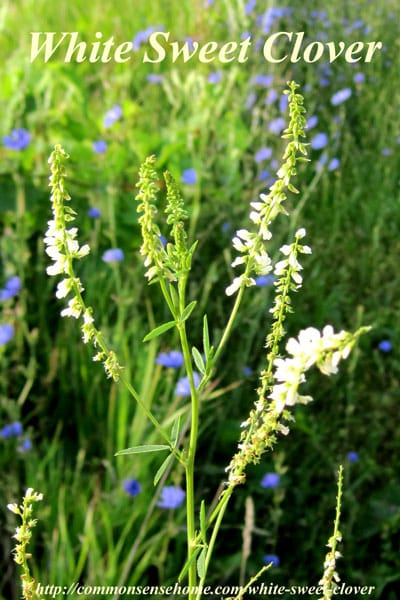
[[255, 274, 274, 287], [103, 104, 123, 127], [263, 554, 280, 567], [306, 115, 318, 129], [88, 207, 101, 219], [255, 147, 272, 162], [244, 92, 257, 110], [279, 93, 289, 113], [184, 38, 195, 52], [259, 7, 291, 34], [261, 472, 280, 488], [93, 140, 107, 154], [208, 71, 222, 84], [347, 451, 359, 463], [157, 486, 185, 509], [331, 88, 352, 106], [123, 478, 142, 497], [17, 439, 32, 453], [319, 77, 330, 87], [243, 366, 253, 376], [132, 26, 164, 51], [3, 128, 31, 151], [181, 168, 197, 185], [265, 89, 278, 105], [0, 276, 21, 301], [0, 323, 14, 345], [328, 157, 340, 171], [258, 170, 270, 182], [378, 340, 392, 352], [381, 148, 392, 156], [0, 421, 23, 439], [156, 350, 184, 368], [158, 234, 167, 247], [311, 132, 328, 150], [147, 74, 164, 84], [268, 117, 285, 135], [245, 0, 256, 15], [175, 372, 201, 396], [102, 248, 124, 263], [251, 74, 273, 88], [354, 73, 365, 84]]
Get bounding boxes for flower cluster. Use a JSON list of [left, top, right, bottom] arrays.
[[135, 156, 165, 281], [45, 145, 121, 381], [7, 488, 44, 600], [318, 467, 344, 599], [269, 325, 357, 414], [136, 157, 195, 285], [225, 82, 308, 297], [226, 324, 368, 487]]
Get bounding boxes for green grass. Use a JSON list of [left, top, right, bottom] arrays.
[[1, 0, 400, 598]]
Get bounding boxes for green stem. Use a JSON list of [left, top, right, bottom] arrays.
[[195, 488, 233, 600], [212, 285, 245, 366], [177, 277, 200, 597]]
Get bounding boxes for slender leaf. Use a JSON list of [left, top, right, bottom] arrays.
[[169, 285, 179, 312], [181, 300, 197, 323], [115, 444, 170, 456], [170, 416, 180, 447], [197, 547, 207, 579], [200, 500, 207, 543], [178, 546, 201, 582], [143, 320, 176, 342], [154, 454, 174, 486], [203, 315, 210, 357], [192, 346, 205, 375]]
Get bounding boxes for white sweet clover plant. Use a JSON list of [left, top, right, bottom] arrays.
[[37, 81, 370, 598]]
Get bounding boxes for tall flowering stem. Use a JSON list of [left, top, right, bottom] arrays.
[[45, 146, 173, 448], [7, 488, 44, 600], [214, 81, 308, 365], [136, 162, 200, 596], [319, 466, 344, 599]]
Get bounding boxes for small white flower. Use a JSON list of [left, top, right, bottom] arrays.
[[225, 276, 243, 296], [55, 278, 72, 299], [232, 237, 247, 252], [60, 297, 82, 319], [274, 259, 288, 275], [280, 244, 292, 256], [236, 229, 252, 241], [295, 227, 306, 238], [78, 244, 90, 257], [231, 256, 246, 267]]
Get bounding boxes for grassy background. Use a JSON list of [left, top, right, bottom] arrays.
[[1, 0, 399, 598]]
